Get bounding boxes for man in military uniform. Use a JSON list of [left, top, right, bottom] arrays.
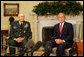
[[8, 13, 32, 56]]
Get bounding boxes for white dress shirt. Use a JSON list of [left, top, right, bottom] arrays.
[[19, 21, 23, 25]]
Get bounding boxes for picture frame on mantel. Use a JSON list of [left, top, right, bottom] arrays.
[[4, 3, 19, 16]]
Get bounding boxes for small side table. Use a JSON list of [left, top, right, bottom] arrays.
[[77, 42, 83, 56]]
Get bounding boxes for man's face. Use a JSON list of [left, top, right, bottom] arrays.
[[18, 14, 25, 22], [58, 14, 66, 23]]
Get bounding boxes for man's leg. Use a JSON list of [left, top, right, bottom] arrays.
[[18, 39, 27, 56], [57, 42, 73, 56], [8, 39, 17, 56], [44, 40, 59, 56]]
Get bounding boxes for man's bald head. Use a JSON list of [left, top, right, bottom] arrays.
[[58, 13, 66, 23], [18, 13, 25, 22], [18, 13, 24, 17]]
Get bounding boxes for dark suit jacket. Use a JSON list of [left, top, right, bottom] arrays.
[[53, 22, 74, 44]]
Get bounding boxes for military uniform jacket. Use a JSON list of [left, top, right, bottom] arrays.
[[9, 21, 32, 40]]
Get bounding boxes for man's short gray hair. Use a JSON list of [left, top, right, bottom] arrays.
[[58, 13, 66, 18]]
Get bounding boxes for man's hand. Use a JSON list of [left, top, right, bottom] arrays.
[[59, 40, 64, 44], [56, 39, 64, 44], [56, 39, 61, 44], [15, 37, 24, 43]]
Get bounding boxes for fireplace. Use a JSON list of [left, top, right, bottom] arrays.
[[38, 19, 59, 43], [42, 26, 54, 46]]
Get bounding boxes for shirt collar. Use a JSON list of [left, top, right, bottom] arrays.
[[19, 21, 23, 24], [60, 22, 64, 25], [59, 22, 65, 27]]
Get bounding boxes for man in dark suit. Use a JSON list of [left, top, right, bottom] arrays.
[[44, 13, 74, 56], [8, 13, 32, 56]]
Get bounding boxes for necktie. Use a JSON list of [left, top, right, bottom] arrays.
[[59, 23, 62, 37], [20, 23, 23, 29]]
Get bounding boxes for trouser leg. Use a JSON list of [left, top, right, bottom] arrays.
[[18, 39, 27, 56], [8, 39, 16, 56], [44, 40, 59, 56], [9, 47, 15, 56], [56, 42, 73, 56], [56, 45, 65, 56]]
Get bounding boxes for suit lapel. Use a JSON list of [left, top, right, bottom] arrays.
[[23, 21, 26, 29], [16, 21, 21, 29], [61, 22, 67, 36], [17, 21, 20, 28], [57, 23, 60, 35], [22, 21, 27, 30], [23, 21, 25, 27]]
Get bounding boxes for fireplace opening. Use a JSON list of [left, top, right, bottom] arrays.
[[42, 27, 54, 46]]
